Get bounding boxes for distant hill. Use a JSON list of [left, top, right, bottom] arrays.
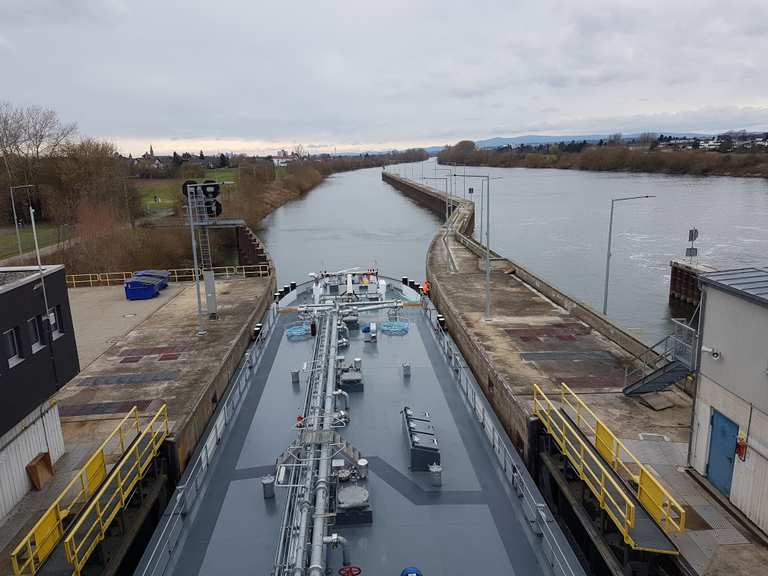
[[473, 133, 711, 149]]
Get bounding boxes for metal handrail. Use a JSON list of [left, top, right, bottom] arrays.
[[65, 264, 272, 288], [559, 383, 686, 532], [533, 384, 638, 546], [63, 405, 169, 575], [10, 408, 141, 576]]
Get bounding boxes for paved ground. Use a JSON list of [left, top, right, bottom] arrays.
[[417, 176, 768, 576], [68, 285, 184, 368], [0, 278, 272, 575]]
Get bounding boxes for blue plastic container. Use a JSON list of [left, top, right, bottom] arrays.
[[134, 269, 170, 289], [124, 276, 162, 300]]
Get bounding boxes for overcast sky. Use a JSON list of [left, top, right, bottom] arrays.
[[2, 0, 767, 155]]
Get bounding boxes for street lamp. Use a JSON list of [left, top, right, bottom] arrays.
[[454, 173, 501, 320], [9, 184, 36, 257], [602, 195, 655, 315], [423, 176, 450, 226]]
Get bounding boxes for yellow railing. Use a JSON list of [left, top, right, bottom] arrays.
[[11, 408, 141, 576], [533, 384, 637, 546], [65, 264, 272, 288], [559, 383, 686, 532], [63, 404, 169, 575]]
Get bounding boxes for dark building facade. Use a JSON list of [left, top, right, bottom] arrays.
[[0, 266, 79, 436]]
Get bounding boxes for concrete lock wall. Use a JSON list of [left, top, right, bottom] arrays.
[[237, 225, 272, 267], [171, 275, 276, 474], [383, 171, 658, 452]]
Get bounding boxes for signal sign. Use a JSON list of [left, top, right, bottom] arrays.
[[206, 199, 223, 217], [182, 179, 198, 197], [201, 179, 220, 198]]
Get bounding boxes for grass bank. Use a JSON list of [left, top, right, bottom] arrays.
[[0, 224, 66, 261]]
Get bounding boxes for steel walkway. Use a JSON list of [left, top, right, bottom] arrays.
[[533, 385, 678, 555]]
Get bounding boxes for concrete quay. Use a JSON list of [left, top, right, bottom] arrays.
[[0, 277, 274, 575], [382, 171, 768, 576]]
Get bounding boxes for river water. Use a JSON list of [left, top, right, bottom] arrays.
[[260, 161, 768, 344], [258, 166, 440, 288]]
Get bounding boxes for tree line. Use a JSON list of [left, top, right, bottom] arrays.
[[438, 139, 768, 177]]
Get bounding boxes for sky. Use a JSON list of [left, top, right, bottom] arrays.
[[2, 0, 768, 155]]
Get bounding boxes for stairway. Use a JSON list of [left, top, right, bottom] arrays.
[[623, 360, 691, 396]]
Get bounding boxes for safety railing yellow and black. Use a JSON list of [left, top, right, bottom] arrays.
[[11, 408, 142, 576]]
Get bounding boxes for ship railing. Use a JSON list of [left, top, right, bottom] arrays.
[[421, 297, 586, 576], [134, 303, 279, 576]]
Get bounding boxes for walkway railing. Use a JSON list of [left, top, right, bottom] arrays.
[[135, 303, 279, 576], [559, 383, 686, 532], [65, 264, 272, 288], [11, 408, 142, 576], [422, 299, 585, 576], [63, 404, 169, 575], [533, 384, 638, 546]]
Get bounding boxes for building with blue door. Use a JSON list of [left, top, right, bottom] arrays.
[[689, 268, 768, 535]]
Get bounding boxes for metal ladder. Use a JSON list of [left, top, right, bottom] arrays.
[[188, 189, 213, 271], [196, 227, 213, 271]]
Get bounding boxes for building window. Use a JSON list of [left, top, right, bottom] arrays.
[[3, 328, 23, 367], [28, 316, 44, 352], [49, 306, 63, 337]]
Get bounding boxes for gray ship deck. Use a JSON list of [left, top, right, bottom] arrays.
[[140, 280, 581, 576]]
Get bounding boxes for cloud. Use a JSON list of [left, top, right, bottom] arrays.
[[0, 0, 126, 28], [1, 0, 767, 150]]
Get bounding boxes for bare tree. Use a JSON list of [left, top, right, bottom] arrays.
[[0, 101, 77, 185], [0, 101, 25, 180], [22, 106, 77, 160]]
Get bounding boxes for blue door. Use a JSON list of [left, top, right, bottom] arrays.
[[707, 409, 739, 496]]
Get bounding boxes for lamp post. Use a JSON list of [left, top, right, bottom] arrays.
[[602, 195, 655, 315], [9, 184, 36, 257], [453, 173, 500, 320], [423, 176, 450, 226]]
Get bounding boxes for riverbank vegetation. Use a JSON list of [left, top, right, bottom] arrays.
[[1, 100, 428, 273], [438, 139, 768, 178]]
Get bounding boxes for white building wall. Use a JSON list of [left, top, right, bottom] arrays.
[[731, 407, 768, 533], [0, 402, 65, 523], [692, 286, 768, 534], [698, 288, 768, 413]]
